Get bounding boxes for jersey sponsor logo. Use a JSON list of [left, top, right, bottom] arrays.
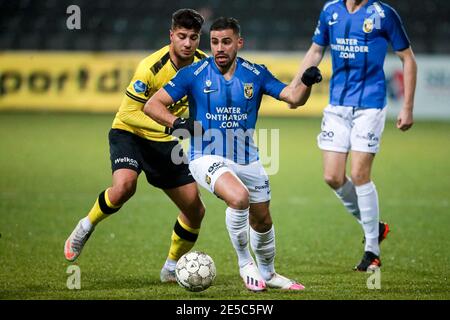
[[114, 156, 139, 168], [363, 18, 374, 33], [321, 130, 334, 142], [208, 161, 225, 175], [205, 174, 211, 185], [194, 61, 209, 76], [328, 20, 338, 26], [314, 21, 321, 35], [133, 80, 147, 94], [356, 132, 379, 147], [255, 180, 270, 191], [244, 83, 254, 99], [241, 61, 260, 76], [205, 107, 248, 129], [372, 2, 385, 18], [331, 38, 369, 59]]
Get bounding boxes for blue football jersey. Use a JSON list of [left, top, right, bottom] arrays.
[[164, 56, 286, 164], [312, 0, 410, 109]]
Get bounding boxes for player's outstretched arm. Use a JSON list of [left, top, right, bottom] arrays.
[[143, 88, 178, 128], [283, 43, 326, 108], [280, 66, 322, 107], [395, 47, 417, 131]]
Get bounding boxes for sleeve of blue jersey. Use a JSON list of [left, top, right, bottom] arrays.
[[261, 67, 287, 99], [162, 67, 191, 103], [384, 4, 410, 52], [312, 9, 330, 47]]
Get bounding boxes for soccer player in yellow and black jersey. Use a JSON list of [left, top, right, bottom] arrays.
[[64, 9, 208, 282]]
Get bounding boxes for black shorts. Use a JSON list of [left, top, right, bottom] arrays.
[[109, 129, 194, 189]]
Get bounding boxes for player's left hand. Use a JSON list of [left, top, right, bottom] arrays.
[[396, 108, 414, 131], [301, 66, 322, 87], [169, 117, 204, 136]]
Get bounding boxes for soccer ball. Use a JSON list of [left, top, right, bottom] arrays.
[[175, 251, 216, 292]]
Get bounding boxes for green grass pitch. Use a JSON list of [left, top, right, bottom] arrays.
[[0, 112, 449, 300]]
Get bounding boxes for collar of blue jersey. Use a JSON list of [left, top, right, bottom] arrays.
[[210, 56, 242, 78], [341, 0, 376, 10]]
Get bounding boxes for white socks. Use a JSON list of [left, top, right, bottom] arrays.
[[355, 181, 380, 255], [250, 226, 276, 281], [334, 178, 380, 256], [334, 178, 361, 221], [225, 207, 253, 268], [226, 207, 277, 279]]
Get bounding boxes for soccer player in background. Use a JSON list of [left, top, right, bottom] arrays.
[[297, 0, 417, 270], [64, 9, 208, 283], [144, 17, 322, 291]]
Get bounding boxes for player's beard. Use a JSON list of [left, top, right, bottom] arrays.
[[214, 51, 237, 72]]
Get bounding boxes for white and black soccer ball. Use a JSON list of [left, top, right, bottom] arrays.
[[175, 251, 216, 292]]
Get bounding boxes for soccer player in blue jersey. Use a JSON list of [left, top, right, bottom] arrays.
[[298, 0, 417, 271], [143, 17, 322, 291]]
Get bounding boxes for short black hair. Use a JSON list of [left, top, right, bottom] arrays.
[[171, 9, 204, 32], [210, 17, 241, 36]]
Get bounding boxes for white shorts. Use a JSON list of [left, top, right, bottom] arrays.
[[188, 155, 271, 203], [317, 104, 387, 154]]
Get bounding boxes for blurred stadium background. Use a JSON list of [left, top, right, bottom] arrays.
[[0, 0, 449, 300], [1, 0, 449, 52]]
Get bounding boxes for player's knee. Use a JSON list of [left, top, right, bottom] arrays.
[[181, 200, 206, 226], [190, 202, 206, 221], [350, 170, 370, 186], [323, 174, 344, 189], [250, 215, 272, 232], [113, 179, 137, 203], [227, 189, 250, 210]]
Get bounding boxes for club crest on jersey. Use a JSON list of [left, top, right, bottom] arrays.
[[205, 80, 212, 87], [244, 83, 253, 99], [363, 18, 374, 33]]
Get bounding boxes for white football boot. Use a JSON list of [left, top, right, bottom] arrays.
[[239, 261, 266, 292], [160, 267, 177, 283], [64, 219, 94, 262], [265, 273, 305, 290]]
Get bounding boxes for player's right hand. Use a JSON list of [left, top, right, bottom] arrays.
[[169, 117, 203, 136], [301, 66, 322, 87]]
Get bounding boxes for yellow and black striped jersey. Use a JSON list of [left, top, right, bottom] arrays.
[[112, 45, 207, 142]]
